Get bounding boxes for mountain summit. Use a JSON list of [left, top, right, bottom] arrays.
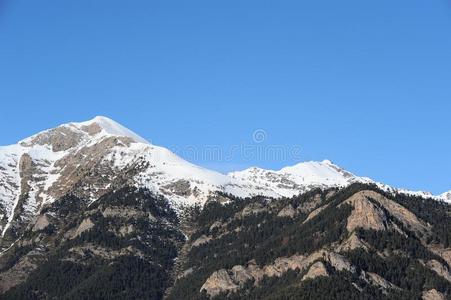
[[0, 117, 449, 250], [0, 117, 450, 299]]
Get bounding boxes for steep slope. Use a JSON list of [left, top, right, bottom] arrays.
[[0, 117, 235, 251], [0, 187, 184, 298], [1, 116, 449, 253], [168, 184, 451, 300]]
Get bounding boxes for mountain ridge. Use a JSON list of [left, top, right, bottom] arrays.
[[0, 116, 449, 251], [0, 117, 450, 299]]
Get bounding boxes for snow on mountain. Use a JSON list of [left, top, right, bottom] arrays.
[[0, 116, 450, 245], [228, 160, 373, 198], [74, 116, 149, 144], [440, 191, 451, 203]]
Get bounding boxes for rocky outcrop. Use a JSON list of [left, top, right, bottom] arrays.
[[31, 214, 50, 232], [20, 126, 84, 152], [428, 245, 451, 267], [336, 232, 369, 252], [192, 235, 212, 248], [302, 261, 328, 281], [359, 190, 430, 236], [162, 180, 192, 197], [303, 203, 329, 224], [200, 269, 239, 297], [422, 289, 446, 300], [200, 250, 355, 297], [70, 218, 94, 239], [363, 272, 399, 291], [424, 260, 451, 283], [277, 204, 296, 218], [344, 191, 387, 232]]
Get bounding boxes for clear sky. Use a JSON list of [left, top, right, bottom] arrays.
[[0, 1, 450, 194]]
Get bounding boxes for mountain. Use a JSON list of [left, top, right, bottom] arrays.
[[0, 117, 450, 299], [228, 160, 372, 198]]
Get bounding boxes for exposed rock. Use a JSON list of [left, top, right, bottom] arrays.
[[200, 250, 355, 297], [364, 272, 399, 290], [209, 221, 223, 231], [67, 244, 144, 261], [428, 245, 451, 267], [336, 232, 369, 252], [425, 260, 451, 283], [303, 203, 329, 224], [81, 123, 102, 136], [325, 252, 355, 272], [101, 207, 154, 221], [231, 265, 254, 284], [302, 261, 329, 281], [31, 214, 50, 232], [192, 235, 212, 248], [178, 267, 194, 279], [360, 190, 430, 236], [422, 289, 446, 300], [200, 269, 239, 297], [20, 126, 84, 152], [344, 191, 387, 232], [119, 224, 135, 236], [277, 204, 296, 218], [162, 180, 192, 197], [70, 218, 94, 239]]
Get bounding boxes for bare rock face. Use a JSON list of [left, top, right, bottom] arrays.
[[277, 204, 296, 218], [359, 190, 431, 236], [192, 235, 212, 248], [302, 261, 329, 281], [425, 260, 451, 283], [200, 250, 355, 297], [303, 203, 329, 224], [162, 180, 192, 197], [81, 123, 102, 136], [70, 218, 94, 239], [31, 214, 50, 232], [48, 136, 135, 202], [20, 126, 84, 152], [360, 271, 399, 291], [325, 252, 355, 272], [336, 232, 369, 252], [422, 289, 446, 300], [428, 245, 451, 267], [200, 269, 239, 297], [344, 191, 387, 232]]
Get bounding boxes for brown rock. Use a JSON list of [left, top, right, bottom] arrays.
[[277, 204, 296, 218], [422, 289, 446, 300], [200, 269, 239, 297], [302, 261, 329, 281]]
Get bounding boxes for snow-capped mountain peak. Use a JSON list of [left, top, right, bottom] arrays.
[[73, 116, 149, 144], [228, 160, 367, 198], [1, 116, 450, 250]]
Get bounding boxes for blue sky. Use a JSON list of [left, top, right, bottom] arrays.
[[0, 1, 450, 194]]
